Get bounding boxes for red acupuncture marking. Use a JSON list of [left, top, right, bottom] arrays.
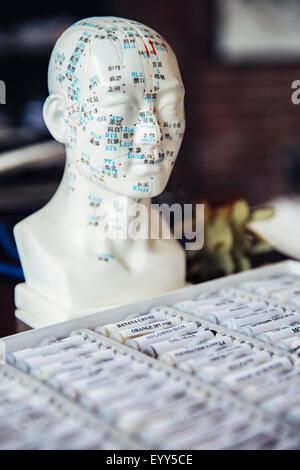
[[149, 40, 156, 55], [143, 41, 150, 58], [162, 42, 168, 53]]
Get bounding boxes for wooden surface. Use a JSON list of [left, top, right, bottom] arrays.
[[0, 278, 30, 337]]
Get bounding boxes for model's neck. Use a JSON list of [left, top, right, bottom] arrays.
[[56, 150, 151, 243]]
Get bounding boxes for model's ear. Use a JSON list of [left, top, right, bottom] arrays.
[[43, 93, 68, 144]]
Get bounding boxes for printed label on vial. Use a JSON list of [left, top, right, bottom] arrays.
[[97, 311, 167, 336], [126, 321, 198, 350], [111, 318, 180, 342], [162, 336, 233, 364]]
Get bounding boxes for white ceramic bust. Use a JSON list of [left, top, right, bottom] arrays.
[[14, 16, 186, 327]]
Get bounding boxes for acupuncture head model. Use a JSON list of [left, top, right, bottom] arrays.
[[14, 17, 186, 328]]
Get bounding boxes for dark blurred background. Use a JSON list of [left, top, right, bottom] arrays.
[[1, 0, 300, 334]]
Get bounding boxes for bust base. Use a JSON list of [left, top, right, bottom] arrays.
[[14, 282, 189, 329], [14, 283, 119, 328]]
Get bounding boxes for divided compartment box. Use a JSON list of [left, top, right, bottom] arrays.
[[2, 260, 300, 449]]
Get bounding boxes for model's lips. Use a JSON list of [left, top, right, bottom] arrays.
[[130, 163, 161, 176], [129, 148, 163, 176]]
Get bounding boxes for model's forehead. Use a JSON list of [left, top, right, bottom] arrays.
[[86, 33, 182, 92]]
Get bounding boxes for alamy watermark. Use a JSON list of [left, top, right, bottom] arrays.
[[94, 202, 205, 251], [0, 80, 6, 104], [291, 80, 300, 104]]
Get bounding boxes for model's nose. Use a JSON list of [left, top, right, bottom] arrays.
[[134, 109, 163, 147]]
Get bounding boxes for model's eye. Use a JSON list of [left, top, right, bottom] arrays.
[[161, 102, 178, 113], [112, 101, 136, 111], [157, 96, 184, 118], [115, 102, 137, 114], [101, 97, 138, 115]]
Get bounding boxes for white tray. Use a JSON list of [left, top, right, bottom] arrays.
[[2, 260, 300, 449]]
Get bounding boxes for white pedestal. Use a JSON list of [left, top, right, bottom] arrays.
[[14, 282, 191, 329], [15, 283, 118, 328]]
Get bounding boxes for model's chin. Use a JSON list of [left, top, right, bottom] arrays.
[[103, 172, 169, 198]]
